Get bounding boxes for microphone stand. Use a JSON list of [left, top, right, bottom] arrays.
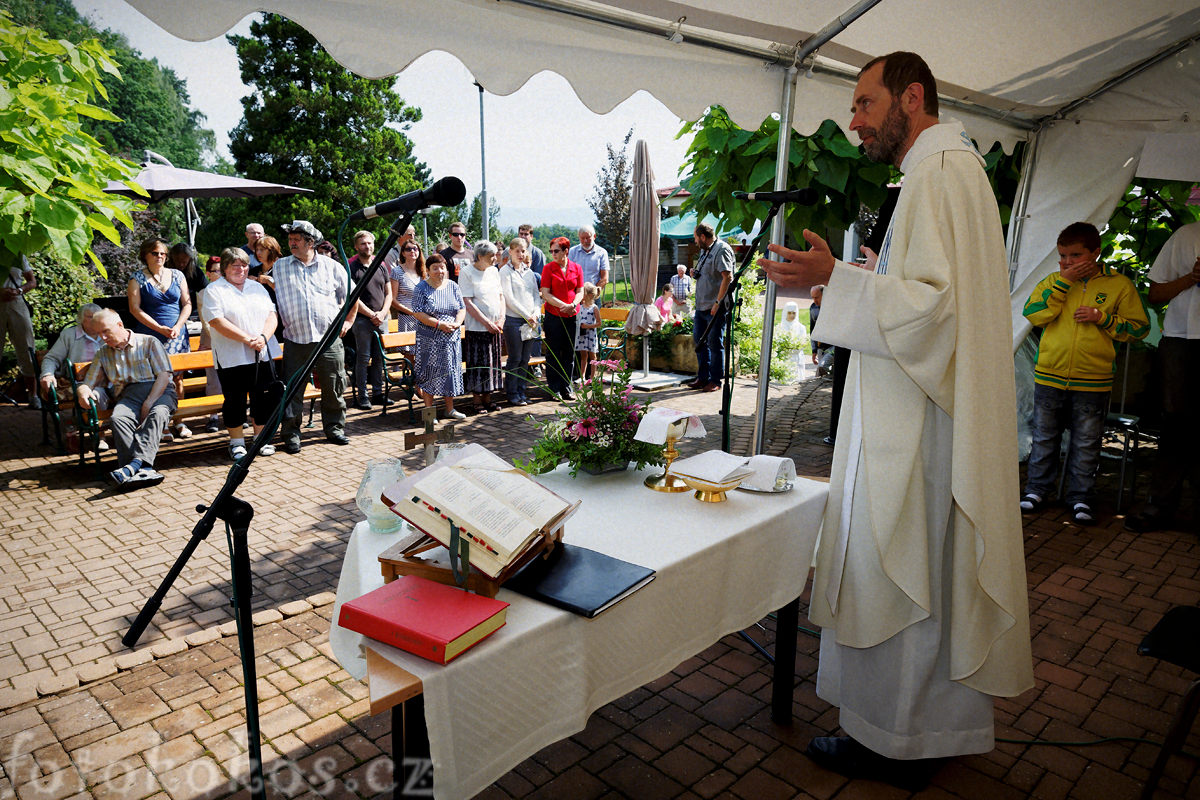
[[122, 211, 416, 800], [696, 202, 786, 451]]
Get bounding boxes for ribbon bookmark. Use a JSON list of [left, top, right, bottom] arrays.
[[447, 522, 470, 587]]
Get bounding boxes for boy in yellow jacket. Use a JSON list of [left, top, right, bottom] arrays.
[[1021, 222, 1149, 524]]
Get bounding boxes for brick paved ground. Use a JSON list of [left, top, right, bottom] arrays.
[[1, 372, 1198, 799]]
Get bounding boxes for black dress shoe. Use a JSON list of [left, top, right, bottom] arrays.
[[1125, 506, 1169, 533], [371, 396, 394, 407], [283, 440, 301, 455], [805, 736, 941, 792], [354, 401, 373, 411], [326, 433, 350, 446]]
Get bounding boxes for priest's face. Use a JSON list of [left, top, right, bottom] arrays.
[[851, 63, 911, 166]]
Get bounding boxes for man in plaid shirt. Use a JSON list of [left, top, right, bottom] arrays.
[[76, 309, 176, 488], [274, 220, 357, 453], [669, 263, 692, 317]]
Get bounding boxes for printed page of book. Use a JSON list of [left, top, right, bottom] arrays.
[[414, 468, 536, 559], [455, 461, 569, 528]]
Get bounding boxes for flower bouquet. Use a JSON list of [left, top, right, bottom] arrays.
[[516, 360, 665, 477]]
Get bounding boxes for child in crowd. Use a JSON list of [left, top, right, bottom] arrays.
[[654, 283, 680, 323], [1020, 222, 1149, 525], [575, 282, 600, 382]]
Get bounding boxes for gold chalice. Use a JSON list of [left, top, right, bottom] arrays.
[[644, 417, 690, 493]]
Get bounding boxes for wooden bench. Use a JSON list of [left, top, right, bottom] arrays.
[[65, 349, 320, 469], [373, 324, 551, 414], [598, 306, 631, 364]]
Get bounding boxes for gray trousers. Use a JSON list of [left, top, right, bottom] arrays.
[[111, 381, 178, 468], [281, 338, 346, 441]]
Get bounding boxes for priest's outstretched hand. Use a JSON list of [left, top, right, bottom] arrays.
[[758, 229, 835, 290]]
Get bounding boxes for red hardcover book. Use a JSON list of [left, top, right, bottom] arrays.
[[337, 575, 509, 664]]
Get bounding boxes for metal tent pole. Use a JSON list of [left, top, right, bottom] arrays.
[[751, 0, 886, 456]]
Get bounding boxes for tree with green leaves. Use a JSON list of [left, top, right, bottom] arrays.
[[677, 108, 892, 247], [0, 10, 138, 275], [588, 128, 633, 255], [205, 13, 429, 254]]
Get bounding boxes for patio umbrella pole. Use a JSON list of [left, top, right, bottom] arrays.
[[122, 212, 418, 799]]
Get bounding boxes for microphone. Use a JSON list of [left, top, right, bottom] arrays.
[[732, 188, 819, 204], [349, 177, 467, 221]]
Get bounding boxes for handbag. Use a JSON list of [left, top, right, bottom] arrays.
[[256, 348, 286, 410]]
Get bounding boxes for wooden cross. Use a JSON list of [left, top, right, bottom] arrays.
[[403, 406, 457, 466]]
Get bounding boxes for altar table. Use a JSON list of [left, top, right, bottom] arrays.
[[331, 465, 827, 799]]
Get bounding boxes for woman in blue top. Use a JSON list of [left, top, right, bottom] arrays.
[[129, 237, 192, 355], [128, 236, 192, 437], [411, 253, 467, 420]]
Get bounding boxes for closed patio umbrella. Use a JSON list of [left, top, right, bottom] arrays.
[[624, 140, 663, 378]]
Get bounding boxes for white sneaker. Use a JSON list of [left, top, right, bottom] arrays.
[[259, 443, 276, 456], [229, 442, 248, 461], [161, 430, 174, 443], [97, 439, 110, 452], [175, 422, 192, 439]]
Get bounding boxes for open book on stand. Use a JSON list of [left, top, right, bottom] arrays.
[[380, 444, 580, 581]]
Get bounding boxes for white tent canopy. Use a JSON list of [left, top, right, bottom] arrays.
[[126, 0, 1200, 345]]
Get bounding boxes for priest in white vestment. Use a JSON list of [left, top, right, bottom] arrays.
[[760, 52, 1033, 791]]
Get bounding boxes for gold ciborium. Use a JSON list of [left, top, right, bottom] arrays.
[[644, 417, 690, 492]]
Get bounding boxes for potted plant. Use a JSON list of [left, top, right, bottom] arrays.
[[516, 360, 664, 476]]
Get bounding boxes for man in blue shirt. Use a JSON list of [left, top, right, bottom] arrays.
[[569, 225, 609, 292]]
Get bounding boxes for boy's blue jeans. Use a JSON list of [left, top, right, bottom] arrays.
[[1024, 383, 1109, 505]]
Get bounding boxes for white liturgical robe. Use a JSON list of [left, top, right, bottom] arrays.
[[808, 122, 1034, 759]]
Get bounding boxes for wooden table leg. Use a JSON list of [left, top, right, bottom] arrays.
[[771, 597, 799, 724]]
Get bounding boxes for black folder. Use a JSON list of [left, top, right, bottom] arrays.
[[504, 543, 655, 618]]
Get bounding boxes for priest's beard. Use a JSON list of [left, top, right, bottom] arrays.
[[861, 100, 911, 164]]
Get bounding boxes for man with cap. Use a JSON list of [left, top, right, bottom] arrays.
[[274, 220, 356, 452]]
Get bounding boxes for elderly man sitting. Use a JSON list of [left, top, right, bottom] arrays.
[[40, 303, 109, 406], [76, 309, 177, 488]]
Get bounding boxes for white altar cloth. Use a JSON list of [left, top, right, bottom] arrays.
[[331, 466, 827, 800]]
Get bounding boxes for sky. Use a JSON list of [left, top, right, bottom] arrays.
[[72, 0, 696, 230]]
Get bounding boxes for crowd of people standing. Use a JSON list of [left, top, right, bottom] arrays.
[[32, 218, 650, 490]]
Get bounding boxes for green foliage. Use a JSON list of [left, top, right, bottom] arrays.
[[587, 128, 633, 254], [26, 252, 95, 339], [515, 361, 664, 476], [0, 10, 139, 274], [732, 270, 806, 382], [1102, 180, 1200, 294], [210, 14, 429, 253], [982, 141, 1025, 227], [527, 223, 576, 252], [4, 0, 215, 173], [678, 108, 895, 244], [648, 315, 692, 359], [91, 208, 166, 296], [678, 107, 1025, 246]]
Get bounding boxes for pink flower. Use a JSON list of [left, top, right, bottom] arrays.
[[596, 359, 621, 371], [570, 417, 598, 438]]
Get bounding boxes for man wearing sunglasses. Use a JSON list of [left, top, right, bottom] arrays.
[[438, 221, 473, 282]]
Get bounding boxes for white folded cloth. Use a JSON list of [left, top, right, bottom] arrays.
[[634, 407, 706, 444], [671, 450, 754, 483], [741, 455, 797, 492]]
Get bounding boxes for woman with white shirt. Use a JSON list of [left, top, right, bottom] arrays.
[[458, 241, 506, 412], [499, 237, 542, 406], [201, 247, 280, 461]]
